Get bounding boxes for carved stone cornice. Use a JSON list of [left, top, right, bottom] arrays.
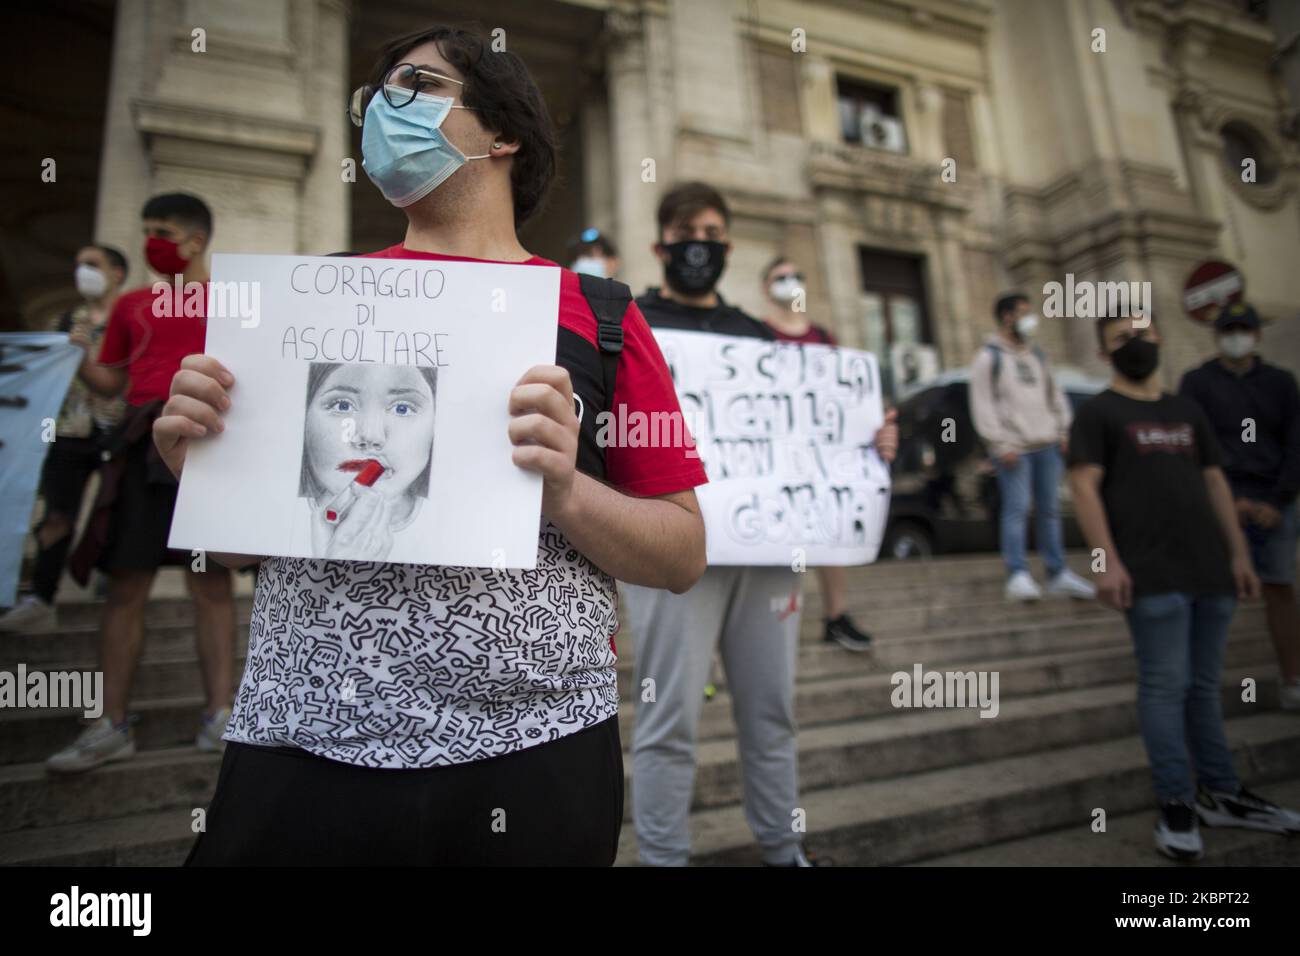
[[132, 98, 319, 180], [805, 140, 974, 214]]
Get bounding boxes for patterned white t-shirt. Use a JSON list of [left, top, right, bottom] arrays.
[[223, 248, 707, 768], [225, 521, 621, 768]]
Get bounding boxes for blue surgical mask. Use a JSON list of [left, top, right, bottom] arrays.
[[361, 85, 489, 207]]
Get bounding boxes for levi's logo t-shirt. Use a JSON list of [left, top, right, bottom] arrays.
[[1068, 389, 1234, 598]]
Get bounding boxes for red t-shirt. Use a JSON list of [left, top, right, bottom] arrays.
[[364, 244, 707, 498], [98, 284, 209, 406], [767, 322, 837, 346]]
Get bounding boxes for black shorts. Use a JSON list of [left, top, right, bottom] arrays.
[[39, 433, 105, 520], [186, 716, 625, 866], [99, 431, 187, 573]]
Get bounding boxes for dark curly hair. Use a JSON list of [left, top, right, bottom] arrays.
[[363, 23, 558, 227]]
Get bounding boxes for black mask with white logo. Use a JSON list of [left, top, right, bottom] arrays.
[[1110, 337, 1160, 382], [662, 240, 727, 295]]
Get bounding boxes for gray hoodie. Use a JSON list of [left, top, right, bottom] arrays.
[[969, 335, 1071, 458]]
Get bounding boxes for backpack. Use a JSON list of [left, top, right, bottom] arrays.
[[576, 272, 629, 417], [985, 341, 1059, 410]]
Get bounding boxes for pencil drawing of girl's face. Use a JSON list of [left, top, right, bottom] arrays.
[[302, 363, 436, 502]]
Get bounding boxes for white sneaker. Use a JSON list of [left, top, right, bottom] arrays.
[[1005, 571, 1042, 602], [196, 706, 231, 753], [46, 717, 135, 774], [1279, 680, 1300, 712], [0, 595, 56, 633], [1046, 569, 1097, 600], [1155, 800, 1204, 861], [1196, 785, 1300, 834]]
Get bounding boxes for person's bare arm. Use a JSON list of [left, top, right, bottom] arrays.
[[153, 354, 265, 571], [1068, 463, 1130, 610], [509, 365, 706, 594], [549, 479, 704, 593], [69, 331, 129, 398], [1204, 466, 1261, 601]]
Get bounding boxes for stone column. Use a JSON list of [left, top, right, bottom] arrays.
[[606, 7, 663, 296], [94, 0, 349, 281]]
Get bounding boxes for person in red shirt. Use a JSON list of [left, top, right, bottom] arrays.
[[46, 194, 239, 774], [760, 256, 896, 653], [153, 24, 707, 866]]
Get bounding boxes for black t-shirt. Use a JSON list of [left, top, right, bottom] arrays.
[[1068, 389, 1234, 597], [635, 287, 775, 340]]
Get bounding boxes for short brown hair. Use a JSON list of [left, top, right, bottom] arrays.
[[656, 181, 730, 236], [1095, 308, 1157, 348], [364, 23, 558, 227], [762, 256, 792, 285]]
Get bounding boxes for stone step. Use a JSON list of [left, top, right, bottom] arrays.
[[0, 611, 1268, 766], [623, 635, 1278, 746], [5, 632, 1274, 769], [0, 592, 1108, 672], [642, 666, 1283, 822], [0, 663, 1282, 835], [25, 551, 1093, 632], [616, 608, 1266, 694], [614, 712, 1300, 866], [0, 807, 196, 866], [0, 746, 219, 834], [915, 776, 1300, 867]]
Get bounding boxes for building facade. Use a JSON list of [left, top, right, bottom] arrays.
[[4, 0, 1298, 385]]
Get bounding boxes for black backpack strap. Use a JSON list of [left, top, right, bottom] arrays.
[[577, 272, 631, 413], [1032, 344, 1058, 409], [985, 342, 1003, 398]]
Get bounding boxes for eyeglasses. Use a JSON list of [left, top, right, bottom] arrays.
[[348, 63, 468, 127]]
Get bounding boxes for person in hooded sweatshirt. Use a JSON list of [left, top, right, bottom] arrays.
[[969, 292, 1096, 603]]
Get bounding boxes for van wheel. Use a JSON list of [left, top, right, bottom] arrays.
[[883, 520, 934, 560]]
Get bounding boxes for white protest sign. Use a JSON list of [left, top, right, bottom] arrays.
[[652, 329, 891, 566], [169, 253, 559, 568]]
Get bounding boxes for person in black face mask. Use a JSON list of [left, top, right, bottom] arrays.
[[628, 182, 898, 867], [634, 181, 773, 336], [1068, 309, 1300, 861]]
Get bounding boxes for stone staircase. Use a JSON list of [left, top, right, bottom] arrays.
[[2, 553, 1298, 866]]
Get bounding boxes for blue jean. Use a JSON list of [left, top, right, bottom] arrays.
[[1124, 593, 1240, 803], [995, 445, 1065, 577]]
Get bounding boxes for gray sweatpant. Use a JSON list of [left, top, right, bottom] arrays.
[[622, 565, 803, 866]]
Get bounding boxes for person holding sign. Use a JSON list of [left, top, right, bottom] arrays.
[[628, 183, 898, 867], [760, 255, 897, 653], [153, 24, 706, 866]]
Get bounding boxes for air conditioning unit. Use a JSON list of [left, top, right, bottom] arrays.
[[859, 104, 907, 154]]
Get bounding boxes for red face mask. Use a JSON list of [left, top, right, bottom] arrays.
[[145, 236, 190, 276]]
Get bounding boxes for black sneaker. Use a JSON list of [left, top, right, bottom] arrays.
[[824, 614, 872, 652], [1154, 800, 1204, 861], [763, 845, 832, 867], [1196, 784, 1300, 834]]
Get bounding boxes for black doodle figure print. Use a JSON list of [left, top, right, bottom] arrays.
[[226, 520, 620, 768]]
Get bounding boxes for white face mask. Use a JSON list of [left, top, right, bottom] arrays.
[[1218, 331, 1257, 360], [1015, 313, 1039, 338], [769, 275, 804, 306], [75, 264, 108, 300], [571, 256, 608, 279]]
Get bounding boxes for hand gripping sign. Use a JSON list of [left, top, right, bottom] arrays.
[[651, 329, 891, 566]]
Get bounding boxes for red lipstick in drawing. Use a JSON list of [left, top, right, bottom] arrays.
[[340, 459, 385, 486], [325, 458, 386, 523]]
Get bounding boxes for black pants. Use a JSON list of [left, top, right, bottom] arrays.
[[186, 717, 624, 866], [33, 434, 105, 602]]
